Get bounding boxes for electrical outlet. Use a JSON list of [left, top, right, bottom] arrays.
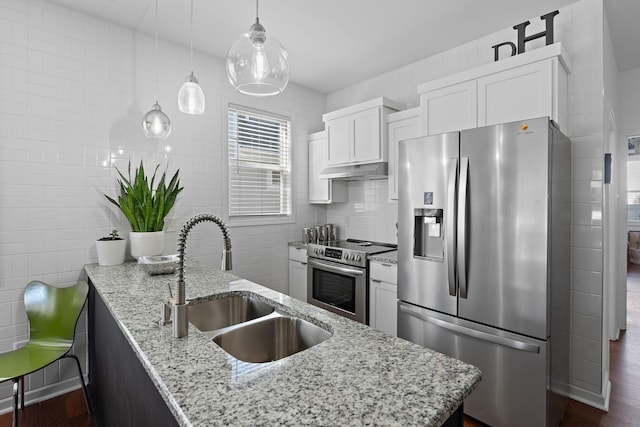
[[13, 340, 28, 350]]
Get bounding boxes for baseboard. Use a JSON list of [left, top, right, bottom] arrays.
[[0, 376, 86, 416], [567, 373, 611, 412]]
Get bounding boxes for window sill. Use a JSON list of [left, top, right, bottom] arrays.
[[227, 216, 295, 228]]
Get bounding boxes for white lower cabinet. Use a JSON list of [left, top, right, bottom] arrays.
[[288, 246, 308, 302], [369, 260, 397, 336]]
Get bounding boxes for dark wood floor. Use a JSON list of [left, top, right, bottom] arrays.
[[0, 389, 93, 427], [2, 265, 640, 426]]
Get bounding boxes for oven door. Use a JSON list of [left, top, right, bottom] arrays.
[[307, 257, 367, 324]]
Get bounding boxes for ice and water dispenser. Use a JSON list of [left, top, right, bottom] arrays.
[[413, 207, 444, 261]]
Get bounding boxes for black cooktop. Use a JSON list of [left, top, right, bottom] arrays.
[[320, 239, 396, 255]]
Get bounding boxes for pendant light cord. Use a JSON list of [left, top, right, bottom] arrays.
[[189, 0, 194, 72], [255, 0, 259, 24], [154, 0, 159, 103]]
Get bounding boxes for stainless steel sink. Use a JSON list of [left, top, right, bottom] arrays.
[[212, 314, 332, 363], [188, 294, 274, 333]]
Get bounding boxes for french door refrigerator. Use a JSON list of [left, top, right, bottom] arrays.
[[397, 117, 571, 427]]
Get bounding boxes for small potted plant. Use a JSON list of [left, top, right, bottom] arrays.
[[105, 160, 183, 258], [96, 230, 127, 266]]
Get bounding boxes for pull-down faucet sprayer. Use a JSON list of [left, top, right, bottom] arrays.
[[172, 214, 232, 338]]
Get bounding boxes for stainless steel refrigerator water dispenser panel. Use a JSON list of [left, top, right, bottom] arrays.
[[413, 208, 444, 261]]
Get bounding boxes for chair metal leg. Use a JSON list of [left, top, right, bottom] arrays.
[[64, 354, 93, 415], [12, 378, 19, 427], [19, 376, 24, 410]]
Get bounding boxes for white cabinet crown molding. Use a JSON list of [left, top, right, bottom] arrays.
[[322, 97, 405, 122], [386, 107, 420, 123], [417, 42, 571, 95]]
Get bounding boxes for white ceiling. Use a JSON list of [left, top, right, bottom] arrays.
[[47, 0, 639, 94]]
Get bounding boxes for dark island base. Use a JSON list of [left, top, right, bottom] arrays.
[[88, 282, 179, 427]]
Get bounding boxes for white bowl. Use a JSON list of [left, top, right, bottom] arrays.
[[137, 254, 180, 276]]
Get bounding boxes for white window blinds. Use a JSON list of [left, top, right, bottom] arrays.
[[227, 105, 292, 218]]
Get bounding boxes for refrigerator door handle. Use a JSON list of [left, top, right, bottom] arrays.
[[446, 158, 458, 296], [399, 303, 540, 353], [457, 156, 469, 298]]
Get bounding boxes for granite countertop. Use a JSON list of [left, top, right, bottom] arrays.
[[288, 241, 307, 249], [369, 250, 398, 264], [84, 261, 480, 426]]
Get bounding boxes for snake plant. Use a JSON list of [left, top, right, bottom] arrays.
[[105, 160, 183, 232]]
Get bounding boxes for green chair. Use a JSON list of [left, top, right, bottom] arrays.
[[0, 280, 92, 427]]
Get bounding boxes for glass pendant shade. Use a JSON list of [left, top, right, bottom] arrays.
[[144, 0, 170, 139], [142, 102, 172, 139], [226, 21, 289, 96], [178, 72, 205, 115]]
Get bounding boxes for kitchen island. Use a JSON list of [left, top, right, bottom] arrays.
[[84, 261, 481, 426]]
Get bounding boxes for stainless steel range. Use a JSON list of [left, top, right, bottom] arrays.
[[307, 239, 396, 324]]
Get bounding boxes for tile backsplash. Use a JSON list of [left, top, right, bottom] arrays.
[[326, 180, 397, 244]]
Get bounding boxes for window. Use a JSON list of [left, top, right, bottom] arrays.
[[628, 136, 640, 221], [227, 105, 292, 220]]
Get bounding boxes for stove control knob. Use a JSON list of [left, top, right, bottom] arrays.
[[318, 249, 324, 256], [355, 255, 361, 262], [349, 254, 356, 261], [343, 253, 349, 260]]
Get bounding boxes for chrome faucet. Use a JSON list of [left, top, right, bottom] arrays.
[[172, 214, 232, 338]]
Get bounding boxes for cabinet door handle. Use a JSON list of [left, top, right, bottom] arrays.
[[371, 279, 382, 283]]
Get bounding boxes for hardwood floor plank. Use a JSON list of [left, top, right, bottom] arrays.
[[0, 389, 93, 427]]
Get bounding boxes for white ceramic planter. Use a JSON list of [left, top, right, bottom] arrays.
[[129, 231, 165, 259], [96, 239, 127, 266]]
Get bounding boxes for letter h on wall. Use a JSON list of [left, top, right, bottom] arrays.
[[492, 10, 559, 61]]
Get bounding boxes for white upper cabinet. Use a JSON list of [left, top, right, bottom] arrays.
[[387, 108, 421, 201], [308, 131, 347, 204], [417, 43, 570, 135], [351, 108, 381, 163], [323, 97, 404, 167], [325, 117, 351, 165], [420, 80, 477, 136], [477, 59, 558, 128]]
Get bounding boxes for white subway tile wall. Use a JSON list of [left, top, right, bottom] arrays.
[[326, 0, 607, 400], [0, 0, 326, 405], [326, 180, 398, 244]]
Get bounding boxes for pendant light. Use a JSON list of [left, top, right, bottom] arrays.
[[225, 0, 289, 96], [177, 0, 205, 114], [142, 0, 171, 139]]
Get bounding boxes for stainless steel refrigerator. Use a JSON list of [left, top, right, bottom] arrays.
[[397, 117, 571, 427]]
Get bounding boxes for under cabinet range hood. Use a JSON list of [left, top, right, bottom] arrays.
[[319, 162, 388, 180]]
